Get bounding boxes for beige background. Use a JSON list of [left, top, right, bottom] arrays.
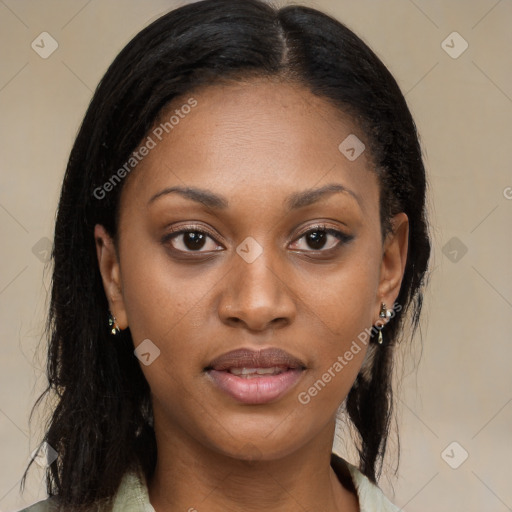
[[1, 0, 511, 511]]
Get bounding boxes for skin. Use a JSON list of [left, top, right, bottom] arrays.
[[95, 78, 408, 512]]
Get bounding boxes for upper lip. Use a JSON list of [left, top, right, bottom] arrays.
[[205, 348, 306, 371]]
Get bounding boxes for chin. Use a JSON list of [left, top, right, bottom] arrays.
[[199, 416, 318, 464]]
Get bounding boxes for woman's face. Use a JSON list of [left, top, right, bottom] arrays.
[[95, 79, 408, 462]]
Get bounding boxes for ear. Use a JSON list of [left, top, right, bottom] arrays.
[[375, 212, 409, 318], [94, 224, 128, 330]]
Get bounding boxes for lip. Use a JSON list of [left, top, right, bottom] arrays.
[[205, 348, 306, 405]]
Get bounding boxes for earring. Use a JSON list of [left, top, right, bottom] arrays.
[[376, 303, 391, 345], [108, 311, 120, 335], [379, 302, 392, 319]]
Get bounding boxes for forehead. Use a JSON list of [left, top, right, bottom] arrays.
[[120, 78, 377, 214]]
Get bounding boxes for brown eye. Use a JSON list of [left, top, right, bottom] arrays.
[[305, 230, 328, 250], [182, 232, 207, 250], [163, 228, 223, 253], [289, 226, 353, 252]]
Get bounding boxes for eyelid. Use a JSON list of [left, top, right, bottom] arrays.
[[161, 224, 224, 250], [165, 223, 219, 239], [295, 223, 352, 240], [290, 223, 354, 250]]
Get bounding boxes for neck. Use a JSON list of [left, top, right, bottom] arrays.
[[147, 419, 358, 512]]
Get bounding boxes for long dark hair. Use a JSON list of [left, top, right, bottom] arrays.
[[22, 0, 430, 509]]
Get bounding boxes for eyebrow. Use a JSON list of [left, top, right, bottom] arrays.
[[285, 183, 361, 211], [147, 186, 228, 209], [147, 183, 361, 210]]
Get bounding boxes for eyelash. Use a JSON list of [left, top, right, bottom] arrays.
[[292, 224, 354, 252], [162, 223, 353, 255]]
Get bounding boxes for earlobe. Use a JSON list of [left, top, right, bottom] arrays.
[[94, 224, 128, 330], [377, 212, 409, 309]]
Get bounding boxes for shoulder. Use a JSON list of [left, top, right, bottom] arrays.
[[16, 470, 153, 512], [110, 468, 154, 511], [345, 462, 401, 512], [331, 453, 400, 512], [15, 496, 59, 512]]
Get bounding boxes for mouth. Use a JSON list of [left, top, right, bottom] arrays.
[[204, 348, 306, 405], [227, 366, 291, 378]]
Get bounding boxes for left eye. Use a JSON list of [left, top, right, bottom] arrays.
[[165, 230, 223, 252], [289, 227, 352, 251]]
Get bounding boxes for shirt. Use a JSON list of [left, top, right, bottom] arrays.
[[18, 454, 400, 512]]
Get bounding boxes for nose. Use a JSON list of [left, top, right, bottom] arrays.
[[217, 249, 297, 332]]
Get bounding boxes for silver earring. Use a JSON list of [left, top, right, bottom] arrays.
[[379, 302, 392, 319], [377, 303, 391, 345], [108, 311, 120, 335]]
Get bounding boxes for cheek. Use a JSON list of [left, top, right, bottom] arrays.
[[294, 248, 381, 339], [118, 234, 212, 345], [292, 248, 381, 403], [294, 278, 373, 416]]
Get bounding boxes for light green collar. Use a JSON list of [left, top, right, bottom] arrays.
[[111, 469, 154, 512]]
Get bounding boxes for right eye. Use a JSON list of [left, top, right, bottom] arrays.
[[162, 227, 224, 253]]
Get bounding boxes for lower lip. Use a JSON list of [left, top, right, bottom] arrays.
[[207, 369, 304, 405]]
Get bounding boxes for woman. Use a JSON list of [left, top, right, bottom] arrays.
[[19, 0, 430, 510]]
